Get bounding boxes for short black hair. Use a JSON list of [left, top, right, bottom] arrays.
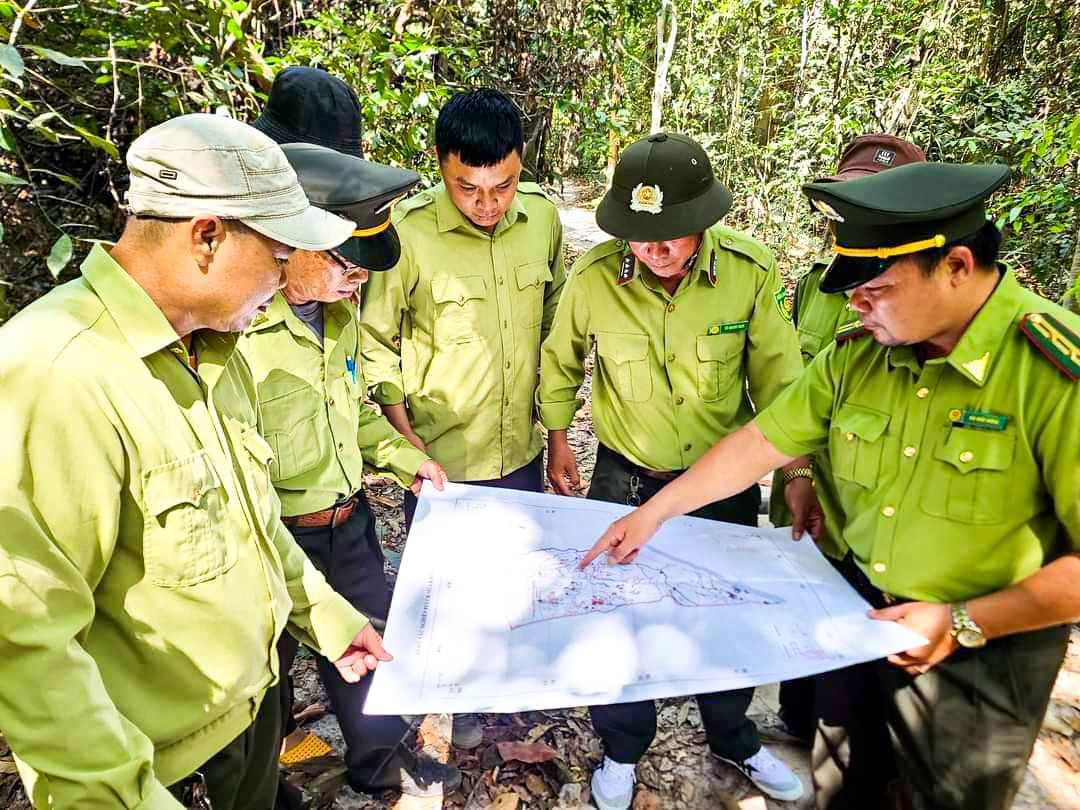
[[909, 221, 1003, 275], [435, 89, 523, 167]]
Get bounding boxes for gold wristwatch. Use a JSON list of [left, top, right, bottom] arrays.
[[781, 465, 814, 485], [950, 603, 987, 649]]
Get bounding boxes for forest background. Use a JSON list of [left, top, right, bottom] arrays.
[[0, 0, 1077, 320]]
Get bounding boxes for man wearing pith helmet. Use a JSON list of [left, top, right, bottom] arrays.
[[582, 162, 1080, 809], [538, 132, 815, 806]]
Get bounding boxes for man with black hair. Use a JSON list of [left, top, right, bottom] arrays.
[[359, 88, 565, 529], [582, 163, 1080, 810]]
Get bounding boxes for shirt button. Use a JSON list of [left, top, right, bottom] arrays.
[[872, 562, 887, 573], [667, 353, 676, 362], [683, 443, 692, 452], [192, 487, 202, 501], [916, 387, 930, 398], [503, 321, 508, 328], [675, 396, 685, 405], [882, 505, 896, 518], [903, 445, 917, 457], [338, 442, 345, 451], [667, 304, 675, 313], [458, 295, 465, 303], [616, 240, 624, 248], [959, 450, 974, 463], [328, 398, 335, 406], [505, 361, 511, 369], [723, 237, 733, 246], [845, 432, 855, 442], [498, 277, 505, 285]]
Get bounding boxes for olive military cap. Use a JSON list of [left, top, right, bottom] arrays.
[[281, 143, 419, 271], [597, 133, 732, 242], [803, 163, 1010, 293]]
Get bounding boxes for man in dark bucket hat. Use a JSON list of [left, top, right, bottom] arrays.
[[539, 132, 815, 807], [244, 68, 462, 800]]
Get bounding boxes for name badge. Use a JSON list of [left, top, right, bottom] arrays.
[[707, 320, 748, 336], [948, 408, 1008, 431]]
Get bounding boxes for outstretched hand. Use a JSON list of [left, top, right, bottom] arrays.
[[580, 504, 665, 569], [869, 602, 954, 676]]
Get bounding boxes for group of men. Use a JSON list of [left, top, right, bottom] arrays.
[[0, 62, 1076, 810]]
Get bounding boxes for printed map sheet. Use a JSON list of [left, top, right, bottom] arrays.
[[364, 483, 926, 715]]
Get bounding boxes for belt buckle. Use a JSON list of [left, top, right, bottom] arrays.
[[627, 473, 642, 507]]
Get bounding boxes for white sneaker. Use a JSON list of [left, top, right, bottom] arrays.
[[716, 745, 805, 801], [591, 756, 635, 810]]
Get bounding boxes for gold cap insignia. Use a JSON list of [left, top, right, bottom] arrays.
[[812, 198, 845, 222], [630, 183, 664, 214]]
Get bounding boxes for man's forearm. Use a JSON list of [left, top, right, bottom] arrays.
[[969, 552, 1080, 639], [645, 422, 794, 525], [381, 402, 416, 439]]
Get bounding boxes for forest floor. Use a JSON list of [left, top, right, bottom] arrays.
[[1, 181, 1077, 810]]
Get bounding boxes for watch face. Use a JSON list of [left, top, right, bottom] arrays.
[[957, 628, 987, 649]]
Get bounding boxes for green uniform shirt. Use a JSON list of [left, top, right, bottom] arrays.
[[238, 294, 428, 516], [358, 181, 565, 481], [757, 270, 1080, 603], [768, 261, 854, 557], [0, 245, 367, 809], [538, 225, 802, 471]]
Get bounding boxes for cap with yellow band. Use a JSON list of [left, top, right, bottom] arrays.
[[803, 163, 1011, 294], [281, 142, 419, 272]]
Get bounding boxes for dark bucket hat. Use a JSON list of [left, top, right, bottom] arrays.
[[596, 133, 732, 242]]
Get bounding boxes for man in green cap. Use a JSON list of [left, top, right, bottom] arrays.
[[238, 146, 459, 797], [0, 113, 387, 810], [539, 132, 814, 806], [772, 133, 926, 743], [582, 162, 1080, 810]]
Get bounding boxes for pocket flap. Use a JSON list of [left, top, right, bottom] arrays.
[[241, 428, 275, 466], [514, 259, 552, 289], [431, 275, 487, 305], [933, 429, 1015, 474], [596, 332, 649, 363], [142, 451, 221, 515], [834, 403, 890, 442], [696, 333, 741, 362]]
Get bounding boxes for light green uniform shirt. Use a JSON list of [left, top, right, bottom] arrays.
[[359, 182, 565, 481], [0, 246, 366, 809], [538, 225, 802, 471], [757, 270, 1080, 603], [238, 294, 428, 516]]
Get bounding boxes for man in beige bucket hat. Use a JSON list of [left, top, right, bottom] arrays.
[[0, 113, 387, 810]]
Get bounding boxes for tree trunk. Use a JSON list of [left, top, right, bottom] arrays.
[[1066, 220, 1080, 312], [650, 0, 677, 134]]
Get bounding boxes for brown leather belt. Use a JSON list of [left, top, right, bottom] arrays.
[[282, 494, 360, 529]]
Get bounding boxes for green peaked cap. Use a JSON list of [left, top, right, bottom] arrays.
[[803, 163, 1010, 293]]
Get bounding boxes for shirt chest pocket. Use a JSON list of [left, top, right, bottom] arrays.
[[798, 328, 827, 363], [432, 275, 487, 344], [141, 451, 237, 587], [239, 428, 276, 523], [595, 332, 652, 403], [830, 404, 890, 489], [514, 260, 552, 329], [921, 429, 1015, 524], [260, 386, 326, 483], [696, 333, 743, 402]]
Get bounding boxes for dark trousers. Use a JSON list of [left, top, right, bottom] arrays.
[[813, 554, 1069, 810], [586, 443, 762, 763], [403, 452, 544, 531], [168, 689, 280, 810], [275, 493, 417, 793]]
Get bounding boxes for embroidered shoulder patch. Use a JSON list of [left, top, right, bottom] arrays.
[[1019, 312, 1080, 381], [774, 288, 793, 323]]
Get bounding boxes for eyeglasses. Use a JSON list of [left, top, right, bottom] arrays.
[[326, 249, 368, 279], [271, 245, 293, 270]]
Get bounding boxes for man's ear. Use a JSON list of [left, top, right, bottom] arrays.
[[187, 214, 226, 271], [944, 245, 976, 287]]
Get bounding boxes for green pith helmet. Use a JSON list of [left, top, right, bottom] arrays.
[[802, 163, 1010, 293], [596, 133, 732, 242]]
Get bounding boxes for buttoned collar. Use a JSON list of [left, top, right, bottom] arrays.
[[247, 292, 352, 346], [632, 231, 715, 294], [887, 266, 1020, 386], [80, 242, 187, 359], [433, 182, 528, 235]]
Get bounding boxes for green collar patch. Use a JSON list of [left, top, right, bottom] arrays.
[[707, 320, 748, 335], [947, 408, 1009, 431], [1019, 312, 1080, 381]]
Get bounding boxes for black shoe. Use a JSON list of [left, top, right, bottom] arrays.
[[398, 754, 462, 798]]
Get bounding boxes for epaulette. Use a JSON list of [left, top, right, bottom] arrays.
[[711, 224, 774, 271], [1019, 312, 1080, 381], [516, 180, 554, 201], [572, 238, 627, 277], [835, 317, 870, 344], [393, 190, 435, 220]]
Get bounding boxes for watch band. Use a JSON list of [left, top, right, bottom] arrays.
[[950, 602, 987, 648], [781, 465, 814, 485]]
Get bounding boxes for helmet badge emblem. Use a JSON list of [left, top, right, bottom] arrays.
[[630, 183, 664, 215]]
